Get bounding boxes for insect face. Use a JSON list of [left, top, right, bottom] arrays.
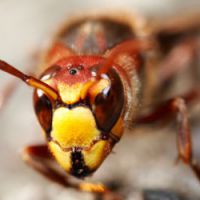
[[34, 55, 125, 177]]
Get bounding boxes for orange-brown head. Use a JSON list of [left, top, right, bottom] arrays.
[[34, 55, 125, 177], [0, 38, 144, 178]]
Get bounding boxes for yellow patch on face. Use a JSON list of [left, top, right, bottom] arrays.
[[51, 107, 100, 148], [49, 140, 110, 173], [48, 141, 71, 171], [57, 81, 94, 104], [82, 140, 109, 171], [88, 79, 110, 103]]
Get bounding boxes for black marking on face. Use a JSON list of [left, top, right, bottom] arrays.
[[70, 149, 90, 178]]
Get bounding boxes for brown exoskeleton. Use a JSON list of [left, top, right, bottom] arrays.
[[0, 12, 200, 200]]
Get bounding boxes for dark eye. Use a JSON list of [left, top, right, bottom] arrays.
[[92, 68, 124, 132], [33, 89, 52, 138], [32, 66, 61, 137]]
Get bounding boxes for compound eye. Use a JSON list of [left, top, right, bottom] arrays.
[[32, 65, 61, 137], [33, 89, 52, 137], [95, 86, 110, 105], [92, 68, 124, 132]]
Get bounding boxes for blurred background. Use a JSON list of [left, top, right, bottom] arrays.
[[0, 0, 200, 200]]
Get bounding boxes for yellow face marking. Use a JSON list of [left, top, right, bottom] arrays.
[[51, 107, 100, 148], [49, 140, 110, 173], [88, 79, 110, 103], [80, 80, 95, 99], [57, 81, 94, 104], [50, 106, 112, 173], [57, 83, 82, 104], [48, 141, 71, 171], [82, 140, 109, 170]]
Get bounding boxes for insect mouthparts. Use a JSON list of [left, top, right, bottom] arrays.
[[70, 150, 90, 178]]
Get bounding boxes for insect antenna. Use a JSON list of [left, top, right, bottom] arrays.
[[0, 60, 60, 102], [98, 39, 154, 75]]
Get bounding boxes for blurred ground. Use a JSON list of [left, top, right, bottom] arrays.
[[0, 0, 200, 200]]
